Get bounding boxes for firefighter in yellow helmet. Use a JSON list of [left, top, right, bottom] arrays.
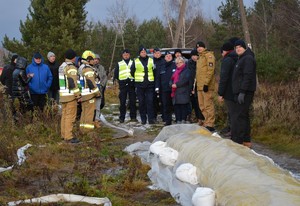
[[59, 49, 81, 143], [78, 50, 101, 133]]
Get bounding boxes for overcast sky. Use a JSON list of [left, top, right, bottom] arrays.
[[0, 0, 255, 42]]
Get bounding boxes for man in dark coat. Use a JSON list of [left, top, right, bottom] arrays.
[[155, 51, 175, 125], [218, 42, 238, 137], [231, 39, 257, 148], [45, 51, 60, 103], [153, 48, 164, 121], [0, 54, 18, 97]]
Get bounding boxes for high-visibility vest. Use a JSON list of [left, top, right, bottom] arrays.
[[134, 58, 154, 82], [118, 60, 133, 80]]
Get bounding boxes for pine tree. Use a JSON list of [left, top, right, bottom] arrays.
[[2, 0, 88, 62]]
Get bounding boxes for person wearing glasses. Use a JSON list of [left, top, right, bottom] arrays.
[[170, 57, 191, 124]]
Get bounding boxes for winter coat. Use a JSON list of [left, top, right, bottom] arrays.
[[196, 49, 216, 91], [45, 60, 60, 91], [155, 60, 176, 93], [12, 67, 32, 101], [170, 65, 191, 104], [26, 58, 53, 94], [218, 51, 238, 101], [94, 63, 107, 90], [232, 48, 256, 95], [187, 58, 197, 92], [0, 63, 15, 96]]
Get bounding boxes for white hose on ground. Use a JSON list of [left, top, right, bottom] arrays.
[[100, 114, 134, 136], [7, 194, 112, 206]]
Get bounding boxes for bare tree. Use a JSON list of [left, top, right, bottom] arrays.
[[173, 0, 187, 47], [238, 0, 252, 48]]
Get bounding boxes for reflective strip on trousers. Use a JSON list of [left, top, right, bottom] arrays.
[[80, 124, 95, 129]]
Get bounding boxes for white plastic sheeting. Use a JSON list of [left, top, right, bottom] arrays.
[[7, 194, 112, 206], [0, 143, 32, 173], [149, 141, 167, 155], [126, 124, 300, 206]]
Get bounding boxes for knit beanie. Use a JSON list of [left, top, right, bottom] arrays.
[[47, 51, 55, 59], [190, 49, 198, 56], [165, 51, 171, 55], [221, 42, 234, 52], [65, 49, 77, 60], [196, 41, 206, 48], [234, 39, 247, 49], [153, 48, 160, 52]]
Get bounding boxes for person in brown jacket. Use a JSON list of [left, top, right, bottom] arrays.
[[60, 49, 81, 143], [196, 41, 216, 132]]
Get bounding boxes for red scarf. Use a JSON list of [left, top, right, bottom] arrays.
[[171, 64, 185, 97]]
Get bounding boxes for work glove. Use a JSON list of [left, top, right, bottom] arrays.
[[238, 93, 245, 104], [203, 85, 208, 93]]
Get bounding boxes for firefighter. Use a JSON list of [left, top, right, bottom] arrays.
[[79, 50, 101, 133], [59, 49, 81, 143]]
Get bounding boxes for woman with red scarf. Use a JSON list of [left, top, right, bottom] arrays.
[[170, 57, 191, 123]]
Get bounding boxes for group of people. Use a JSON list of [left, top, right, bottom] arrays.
[[113, 38, 256, 148], [0, 49, 107, 144]]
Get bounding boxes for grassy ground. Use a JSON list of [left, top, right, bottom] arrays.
[[0, 80, 299, 205]]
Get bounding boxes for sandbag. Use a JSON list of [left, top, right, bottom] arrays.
[[175, 163, 198, 185], [149, 141, 167, 155], [192, 187, 215, 206], [159, 147, 178, 166]]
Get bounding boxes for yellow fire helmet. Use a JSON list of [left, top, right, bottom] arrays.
[[82, 50, 96, 60]]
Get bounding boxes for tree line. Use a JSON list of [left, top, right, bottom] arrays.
[[2, 0, 299, 82]]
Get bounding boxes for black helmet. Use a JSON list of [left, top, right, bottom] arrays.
[[16, 57, 28, 69]]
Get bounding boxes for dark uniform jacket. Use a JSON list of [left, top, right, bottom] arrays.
[[232, 48, 256, 95], [12, 67, 32, 101], [114, 59, 134, 88], [155, 60, 176, 93], [218, 51, 238, 101], [187, 58, 197, 92], [170, 65, 191, 104]]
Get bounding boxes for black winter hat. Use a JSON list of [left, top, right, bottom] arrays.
[[221, 42, 234, 52], [65, 49, 77, 59], [174, 49, 182, 54], [33, 52, 42, 59], [228, 37, 239, 45], [234, 39, 247, 50], [153, 48, 160, 52], [138, 46, 146, 53], [196, 41, 206, 48], [16, 57, 27, 69], [190, 49, 198, 56], [11, 54, 18, 64], [165, 51, 171, 55], [122, 49, 130, 54]]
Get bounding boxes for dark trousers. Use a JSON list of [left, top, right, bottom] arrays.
[[174, 103, 189, 122], [136, 86, 155, 123], [30, 94, 47, 111], [47, 89, 59, 104], [161, 91, 173, 124], [190, 94, 204, 120], [225, 99, 234, 128], [119, 83, 136, 120], [230, 94, 254, 144]]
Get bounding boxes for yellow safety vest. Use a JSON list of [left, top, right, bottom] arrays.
[[118, 60, 133, 80], [134, 58, 154, 82]]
